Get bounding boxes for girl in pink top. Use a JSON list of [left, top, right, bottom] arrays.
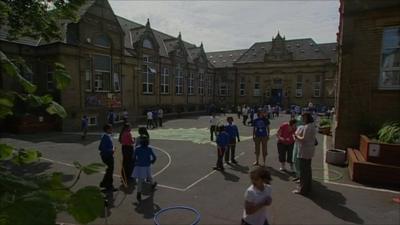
[[276, 119, 296, 172], [119, 123, 135, 185]]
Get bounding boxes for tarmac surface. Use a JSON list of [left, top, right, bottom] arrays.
[[1, 114, 399, 225]]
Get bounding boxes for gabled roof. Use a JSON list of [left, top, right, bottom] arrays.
[[235, 38, 330, 64], [206, 49, 248, 68]]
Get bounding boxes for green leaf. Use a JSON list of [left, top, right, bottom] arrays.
[[0, 192, 56, 225], [46, 100, 67, 118], [0, 51, 37, 94], [81, 163, 105, 175], [11, 149, 41, 165], [0, 172, 39, 192], [40, 95, 53, 105], [54, 63, 71, 91], [67, 186, 104, 224], [0, 144, 13, 160]]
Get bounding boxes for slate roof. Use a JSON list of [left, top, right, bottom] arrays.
[[318, 43, 338, 63], [205, 49, 248, 68]]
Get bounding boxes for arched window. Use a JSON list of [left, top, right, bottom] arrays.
[[93, 34, 111, 48], [143, 39, 153, 49]]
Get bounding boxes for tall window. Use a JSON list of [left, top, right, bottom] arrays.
[[188, 72, 194, 95], [253, 76, 261, 96], [313, 75, 321, 97], [142, 55, 155, 94], [47, 65, 54, 91], [161, 67, 169, 94], [198, 71, 204, 95], [113, 64, 121, 92], [94, 55, 111, 92], [85, 58, 92, 92], [380, 27, 400, 90], [296, 75, 303, 97], [207, 75, 213, 96], [239, 77, 246, 96], [219, 82, 228, 96], [175, 64, 184, 95]]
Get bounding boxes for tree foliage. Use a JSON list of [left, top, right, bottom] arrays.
[[0, 1, 106, 225]]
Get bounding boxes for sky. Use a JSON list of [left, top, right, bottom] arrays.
[[109, 0, 340, 52]]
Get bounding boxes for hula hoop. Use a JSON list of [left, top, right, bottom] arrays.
[[154, 206, 201, 225], [312, 167, 343, 181]]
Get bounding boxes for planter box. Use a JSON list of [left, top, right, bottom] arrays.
[[6, 115, 60, 133], [359, 135, 400, 166], [347, 148, 400, 185]]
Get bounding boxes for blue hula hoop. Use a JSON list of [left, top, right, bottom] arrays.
[[154, 205, 201, 225]]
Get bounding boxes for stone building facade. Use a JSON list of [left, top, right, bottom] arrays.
[[206, 34, 337, 109], [334, 0, 400, 149], [0, 0, 215, 131]]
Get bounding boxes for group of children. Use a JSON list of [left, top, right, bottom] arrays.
[[146, 108, 164, 129], [98, 123, 157, 202]]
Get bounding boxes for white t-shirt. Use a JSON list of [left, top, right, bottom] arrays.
[[210, 116, 218, 126], [147, 111, 153, 120], [242, 184, 272, 225]]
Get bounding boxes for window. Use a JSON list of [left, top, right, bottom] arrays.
[[188, 72, 194, 95], [143, 39, 153, 49], [380, 27, 400, 90], [219, 82, 228, 96], [198, 71, 204, 95], [142, 55, 155, 94], [265, 88, 271, 97], [93, 55, 111, 92], [207, 76, 213, 96], [313, 75, 321, 97], [85, 58, 92, 91], [88, 116, 97, 126], [93, 34, 111, 48], [161, 67, 169, 94], [113, 64, 121, 92], [175, 64, 184, 95], [239, 77, 246, 96], [253, 76, 261, 96], [296, 75, 303, 97], [47, 65, 54, 91]]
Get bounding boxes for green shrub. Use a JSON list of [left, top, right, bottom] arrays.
[[377, 122, 400, 144], [319, 117, 331, 128]]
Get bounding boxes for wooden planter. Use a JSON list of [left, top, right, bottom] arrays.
[[359, 135, 400, 166]]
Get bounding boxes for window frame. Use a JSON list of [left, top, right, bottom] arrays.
[[198, 71, 204, 96], [188, 72, 194, 95], [313, 75, 321, 97], [142, 55, 155, 94], [219, 82, 228, 96], [379, 26, 400, 90], [296, 75, 303, 97], [160, 67, 169, 94], [239, 76, 246, 96], [253, 76, 261, 96], [93, 54, 112, 92], [175, 64, 184, 95]]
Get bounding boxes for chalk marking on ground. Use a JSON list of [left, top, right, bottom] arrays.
[[183, 151, 246, 191], [322, 135, 400, 194], [151, 145, 172, 177]]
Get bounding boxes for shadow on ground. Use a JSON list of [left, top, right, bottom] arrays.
[[308, 181, 364, 224]]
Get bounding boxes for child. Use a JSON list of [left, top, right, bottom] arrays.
[[118, 123, 135, 185], [225, 117, 240, 164], [136, 127, 150, 147], [81, 115, 88, 139], [242, 167, 272, 225], [209, 114, 218, 141], [132, 135, 157, 202], [213, 125, 229, 171], [98, 124, 117, 192]]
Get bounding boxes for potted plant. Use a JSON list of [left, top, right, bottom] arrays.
[[359, 121, 400, 166], [318, 117, 332, 135]]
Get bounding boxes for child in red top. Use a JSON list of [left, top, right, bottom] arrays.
[[119, 123, 135, 185], [276, 119, 296, 172]]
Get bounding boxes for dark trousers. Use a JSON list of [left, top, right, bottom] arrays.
[[216, 147, 226, 169], [299, 158, 312, 194], [100, 154, 114, 189], [242, 115, 248, 125], [159, 118, 163, 127], [121, 145, 134, 183], [237, 112, 241, 119], [277, 143, 294, 163], [153, 118, 158, 128], [147, 119, 153, 128], [210, 125, 217, 141], [225, 141, 236, 162]]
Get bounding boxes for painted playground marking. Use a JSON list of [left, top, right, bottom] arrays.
[[322, 135, 400, 194]]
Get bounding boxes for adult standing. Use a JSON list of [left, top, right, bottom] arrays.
[[158, 108, 164, 127], [119, 123, 135, 185], [237, 105, 242, 119], [242, 106, 248, 126], [293, 112, 316, 195], [146, 110, 153, 129], [253, 111, 270, 167], [277, 119, 296, 171], [225, 117, 240, 164]]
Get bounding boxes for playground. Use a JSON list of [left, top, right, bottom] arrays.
[[1, 114, 399, 225]]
